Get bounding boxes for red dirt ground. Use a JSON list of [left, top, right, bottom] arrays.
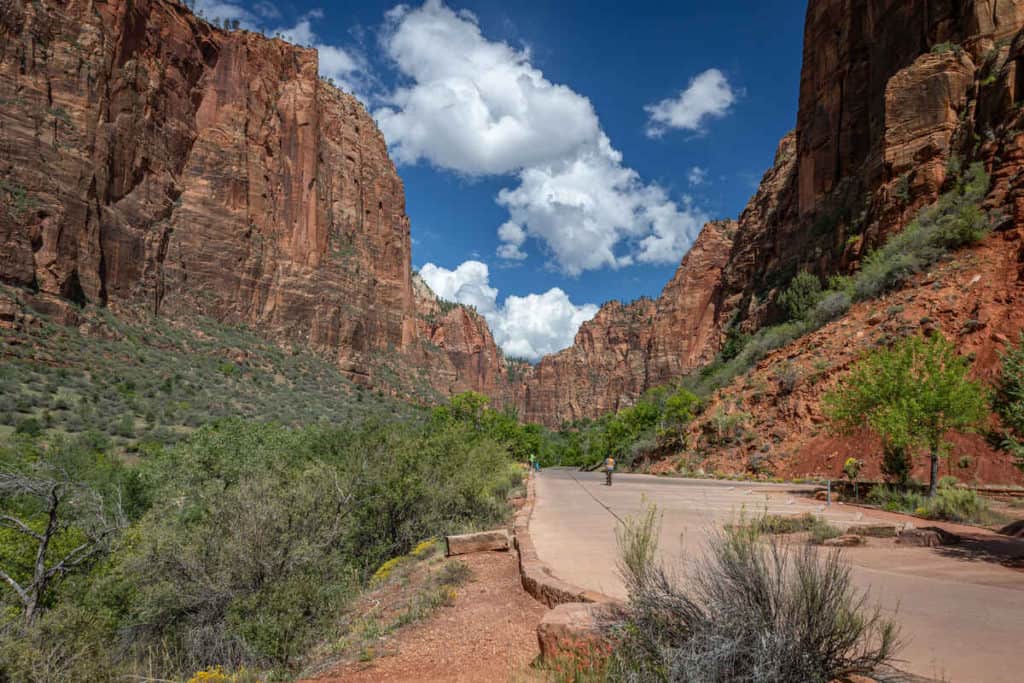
[[303, 550, 546, 683]]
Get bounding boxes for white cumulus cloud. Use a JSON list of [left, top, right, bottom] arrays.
[[377, 0, 707, 274], [419, 261, 598, 361], [375, 1, 600, 175], [687, 166, 708, 186], [645, 68, 736, 137]]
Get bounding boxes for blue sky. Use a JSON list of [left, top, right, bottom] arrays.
[[196, 0, 807, 360]]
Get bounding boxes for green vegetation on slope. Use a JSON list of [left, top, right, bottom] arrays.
[[0, 295, 429, 451], [690, 161, 990, 399], [548, 385, 700, 470], [995, 332, 1024, 471], [0, 284, 561, 679], [547, 162, 993, 472], [0, 410, 522, 680]]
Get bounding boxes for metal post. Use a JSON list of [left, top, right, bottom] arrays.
[[826, 479, 832, 506]]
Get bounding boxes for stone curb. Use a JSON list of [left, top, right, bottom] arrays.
[[513, 472, 618, 608], [511, 471, 621, 664]]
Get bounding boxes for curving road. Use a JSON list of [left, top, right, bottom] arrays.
[[530, 468, 1024, 683]]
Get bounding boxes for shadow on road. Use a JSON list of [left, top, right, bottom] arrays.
[[933, 533, 1024, 571]]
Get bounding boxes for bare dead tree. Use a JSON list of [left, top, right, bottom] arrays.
[[0, 466, 125, 625]]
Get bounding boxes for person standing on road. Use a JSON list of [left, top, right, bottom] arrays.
[[604, 455, 615, 486], [529, 453, 539, 472]]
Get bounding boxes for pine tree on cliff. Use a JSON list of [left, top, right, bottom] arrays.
[[824, 334, 988, 497]]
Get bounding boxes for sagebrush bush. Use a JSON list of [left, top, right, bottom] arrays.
[[924, 486, 988, 522], [607, 506, 900, 682], [866, 483, 988, 523], [748, 512, 841, 544]]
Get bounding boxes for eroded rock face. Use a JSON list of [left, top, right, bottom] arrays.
[[0, 0, 506, 398]]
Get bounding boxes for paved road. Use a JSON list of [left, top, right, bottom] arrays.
[[530, 468, 1024, 683]]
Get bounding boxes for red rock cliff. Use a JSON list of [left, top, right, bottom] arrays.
[[0, 0, 508, 398], [515, 0, 1024, 426], [517, 220, 735, 426]]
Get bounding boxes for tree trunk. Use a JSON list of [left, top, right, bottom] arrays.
[[929, 451, 939, 497]]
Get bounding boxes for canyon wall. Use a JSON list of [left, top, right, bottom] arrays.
[[5, 0, 1024, 433], [0, 0, 509, 399], [514, 0, 1024, 426]]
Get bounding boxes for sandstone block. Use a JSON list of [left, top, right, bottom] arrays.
[[895, 527, 960, 547], [537, 602, 614, 664], [823, 534, 865, 547], [848, 524, 898, 538], [446, 530, 510, 556]]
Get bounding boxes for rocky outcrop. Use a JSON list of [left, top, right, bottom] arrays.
[[0, 0, 508, 398]]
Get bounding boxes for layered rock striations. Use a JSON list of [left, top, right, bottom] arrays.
[[0, 0, 508, 398]]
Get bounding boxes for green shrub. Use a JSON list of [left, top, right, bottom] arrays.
[[779, 271, 823, 321], [807, 290, 852, 327], [996, 332, 1024, 470], [608, 506, 900, 682], [808, 517, 843, 544], [866, 483, 988, 523], [924, 486, 988, 522], [748, 512, 839, 544], [719, 325, 749, 361], [867, 485, 927, 513], [854, 163, 989, 301], [704, 410, 751, 446], [13, 417, 42, 437]]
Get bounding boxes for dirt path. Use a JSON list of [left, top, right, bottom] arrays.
[[305, 550, 546, 682]]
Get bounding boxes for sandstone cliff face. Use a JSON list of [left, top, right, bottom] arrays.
[[515, 0, 1024, 427], [0, 0, 505, 398], [518, 221, 734, 426]]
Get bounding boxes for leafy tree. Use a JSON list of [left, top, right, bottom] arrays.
[[656, 388, 700, 449], [995, 332, 1024, 470], [779, 271, 823, 321], [824, 334, 988, 496], [0, 438, 126, 624], [880, 443, 911, 485]]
